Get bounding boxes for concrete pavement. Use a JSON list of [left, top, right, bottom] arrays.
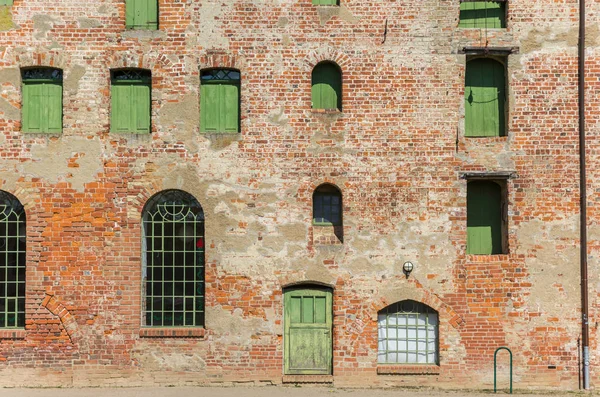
[[0, 387, 589, 397]]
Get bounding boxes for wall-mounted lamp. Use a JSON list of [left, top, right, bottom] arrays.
[[403, 261, 414, 278]]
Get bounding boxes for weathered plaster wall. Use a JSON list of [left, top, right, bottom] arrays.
[[0, 0, 594, 390]]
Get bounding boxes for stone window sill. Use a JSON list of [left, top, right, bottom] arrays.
[[466, 254, 510, 263], [0, 329, 26, 340], [139, 327, 205, 338], [377, 365, 440, 375], [311, 109, 341, 115]]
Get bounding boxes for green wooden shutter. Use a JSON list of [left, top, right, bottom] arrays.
[[22, 83, 43, 133], [126, 0, 157, 29], [46, 82, 63, 133], [146, 0, 158, 30], [134, 84, 151, 133], [465, 58, 505, 137], [125, 0, 135, 28], [201, 81, 239, 133], [221, 83, 239, 132], [467, 181, 502, 255], [459, 1, 506, 29], [0, 0, 13, 6], [111, 84, 131, 132], [112, 80, 151, 134], [313, 0, 338, 4], [312, 63, 341, 110], [201, 84, 219, 132]]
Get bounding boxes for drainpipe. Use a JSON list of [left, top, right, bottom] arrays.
[[578, 0, 590, 390]]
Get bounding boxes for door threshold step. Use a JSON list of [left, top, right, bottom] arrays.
[[282, 375, 333, 384]]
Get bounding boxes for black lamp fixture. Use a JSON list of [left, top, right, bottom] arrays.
[[403, 261, 414, 278]]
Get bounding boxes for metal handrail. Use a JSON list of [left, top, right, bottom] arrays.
[[494, 346, 512, 394]]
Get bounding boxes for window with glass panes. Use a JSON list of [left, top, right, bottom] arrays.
[[200, 69, 240, 133], [111, 69, 151, 134], [313, 184, 342, 226], [126, 0, 158, 30], [378, 301, 438, 365], [0, 191, 25, 329], [22, 68, 63, 134], [142, 190, 205, 327], [311, 62, 342, 111], [459, 1, 506, 29]]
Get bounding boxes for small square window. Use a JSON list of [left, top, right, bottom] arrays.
[[459, 1, 506, 29], [126, 0, 158, 30]]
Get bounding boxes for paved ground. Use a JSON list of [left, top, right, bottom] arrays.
[[0, 387, 590, 397]]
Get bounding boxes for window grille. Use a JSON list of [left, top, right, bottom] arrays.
[[142, 190, 205, 327], [378, 300, 438, 364], [313, 184, 342, 226], [0, 191, 25, 329]]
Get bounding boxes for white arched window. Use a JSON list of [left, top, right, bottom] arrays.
[[377, 300, 438, 364]]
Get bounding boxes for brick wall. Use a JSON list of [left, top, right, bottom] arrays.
[[0, 0, 594, 390]]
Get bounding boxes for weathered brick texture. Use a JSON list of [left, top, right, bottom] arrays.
[[0, 0, 595, 390]]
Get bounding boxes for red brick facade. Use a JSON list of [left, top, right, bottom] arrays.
[[0, 0, 593, 390]]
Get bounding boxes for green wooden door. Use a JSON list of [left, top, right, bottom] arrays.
[[465, 58, 506, 137], [284, 287, 332, 375], [467, 181, 502, 254]]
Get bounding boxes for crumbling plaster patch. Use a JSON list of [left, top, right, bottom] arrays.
[[0, 97, 19, 120], [132, 344, 208, 372], [19, 136, 103, 192], [516, 217, 580, 317], [77, 17, 102, 29], [64, 65, 86, 94], [33, 14, 60, 40], [207, 306, 272, 343], [197, 3, 230, 50], [0, 67, 19, 85]]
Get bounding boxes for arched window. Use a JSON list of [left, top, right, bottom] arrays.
[[378, 300, 438, 364], [0, 191, 25, 328], [313, 184, 342, 226], [200, 68, 241, 133], [464, 58, 506, 137], [311, 62, 342, 111], [467, 180, 505, 254], [142, 190, 205, 327]]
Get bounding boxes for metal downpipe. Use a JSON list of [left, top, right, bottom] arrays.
[[578, 0, 590, 390]]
